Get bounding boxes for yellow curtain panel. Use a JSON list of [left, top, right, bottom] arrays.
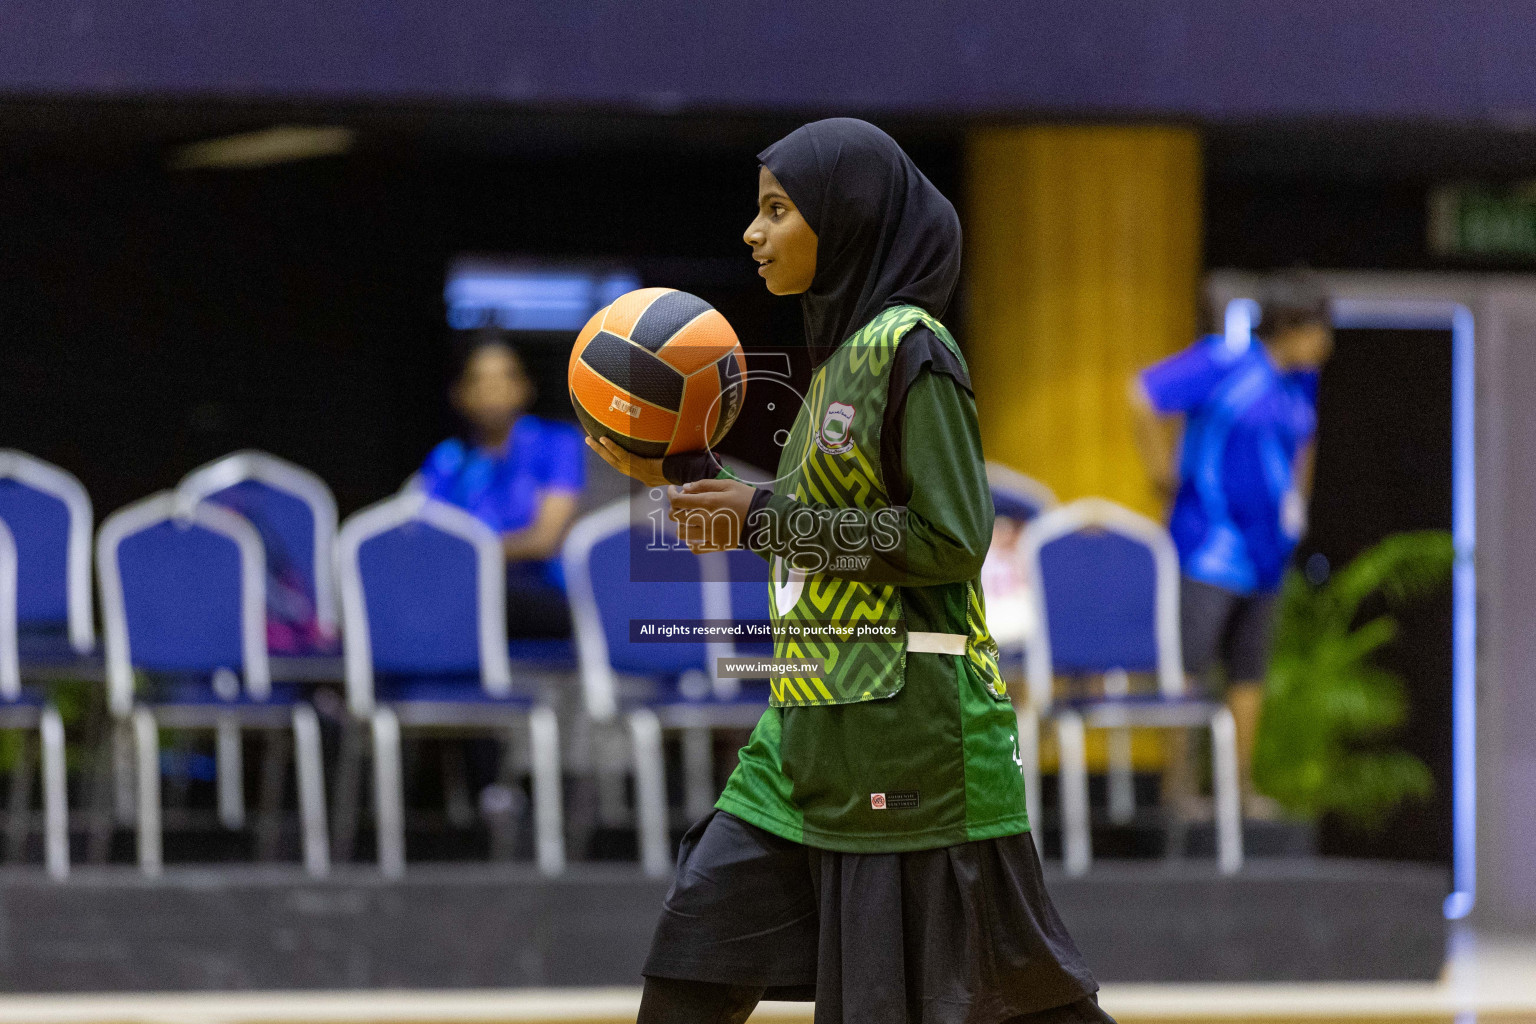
[[964, 125, 1201, 518]]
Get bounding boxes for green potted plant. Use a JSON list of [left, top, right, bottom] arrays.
[[1254, 530, 1450, 829]]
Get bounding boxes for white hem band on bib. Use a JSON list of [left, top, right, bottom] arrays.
[[907, 631, 967, 656]]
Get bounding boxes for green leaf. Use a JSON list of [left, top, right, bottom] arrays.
[[1253, 530, 1449, 829]]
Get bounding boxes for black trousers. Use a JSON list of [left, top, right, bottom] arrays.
[[636, 978, 1114, 1024], [643, 812, 1114, 1024]]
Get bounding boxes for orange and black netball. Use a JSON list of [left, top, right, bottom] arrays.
[[568, 287, 746, 457]]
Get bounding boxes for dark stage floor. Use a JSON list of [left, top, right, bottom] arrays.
[[0, 857, 1447, 991]]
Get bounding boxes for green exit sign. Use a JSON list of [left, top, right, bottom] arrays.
[[1430, 183, 1536, 259]]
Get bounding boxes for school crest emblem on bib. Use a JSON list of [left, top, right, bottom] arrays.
[[817, 402, 856, 455]]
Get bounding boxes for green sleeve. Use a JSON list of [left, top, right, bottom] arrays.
[[746, 370, 993, 585]]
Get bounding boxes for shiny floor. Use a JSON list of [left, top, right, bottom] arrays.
[[0, 930, 1527, 1024]]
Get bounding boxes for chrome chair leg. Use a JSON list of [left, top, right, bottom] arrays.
[[40, 706, 68, 880], [131, 708, 162, 876], [113, 718, 135, 825], [371, 707, 405, 878], [1104, 669, 1136, 824], [1056, 711, 1091, 876], [628, 709, 669, 878], [215, 714, 244, 830], [1210, 706, 1244, 875], [527, 706, 566, 876], [291, 703, 331, 878]]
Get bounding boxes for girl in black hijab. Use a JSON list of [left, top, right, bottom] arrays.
[[595, 119, 1112, 1024], [762, 116, 963, 368]]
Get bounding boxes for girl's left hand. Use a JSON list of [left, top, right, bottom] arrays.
[[668, 479, 758, 552]]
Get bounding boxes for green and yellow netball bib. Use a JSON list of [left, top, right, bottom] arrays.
[[765, 304, 991, 707]]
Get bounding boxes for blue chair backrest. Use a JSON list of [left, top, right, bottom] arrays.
[[587, 527, 710, 678], [992, 488, 1052, 524], [0, 479, 70, 627], [1037, 529, 1159, 674], [986, 464, 1057, 525], [724, 547, 773, 656], [206, 480, 318, 610], [356, 521, 482, 676], [118, 521, 246, 671]]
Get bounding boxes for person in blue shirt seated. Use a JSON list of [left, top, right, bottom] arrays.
[[1130, 274, 1332, 814], [420, 329, 586, 637]]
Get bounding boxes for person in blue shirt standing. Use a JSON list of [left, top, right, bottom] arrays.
[[1130, 275, 1332, 813], [420, 329, 586, 637]]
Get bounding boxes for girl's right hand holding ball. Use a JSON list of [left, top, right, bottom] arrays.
[[586, 436, 671, 487]]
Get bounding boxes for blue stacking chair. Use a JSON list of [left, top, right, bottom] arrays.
[[335, 491, 565, 878], [0, 451, 96, 664], [177, 451, 341, 657], [178, 452, 343, 834], [97, 492, 330, 876], [0, 519, 68, 878], [563, 498, 768, 876], [985, 462, 1057, 689], [1019, 497, 1242, 876], [986, 462, 1058, 525], [672, 545, 773, 824]]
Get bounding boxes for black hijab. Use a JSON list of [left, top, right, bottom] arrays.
[[758, 118, 962, 366]]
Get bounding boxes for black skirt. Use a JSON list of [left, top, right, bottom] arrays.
[[643, 811, 1112, 1024]]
